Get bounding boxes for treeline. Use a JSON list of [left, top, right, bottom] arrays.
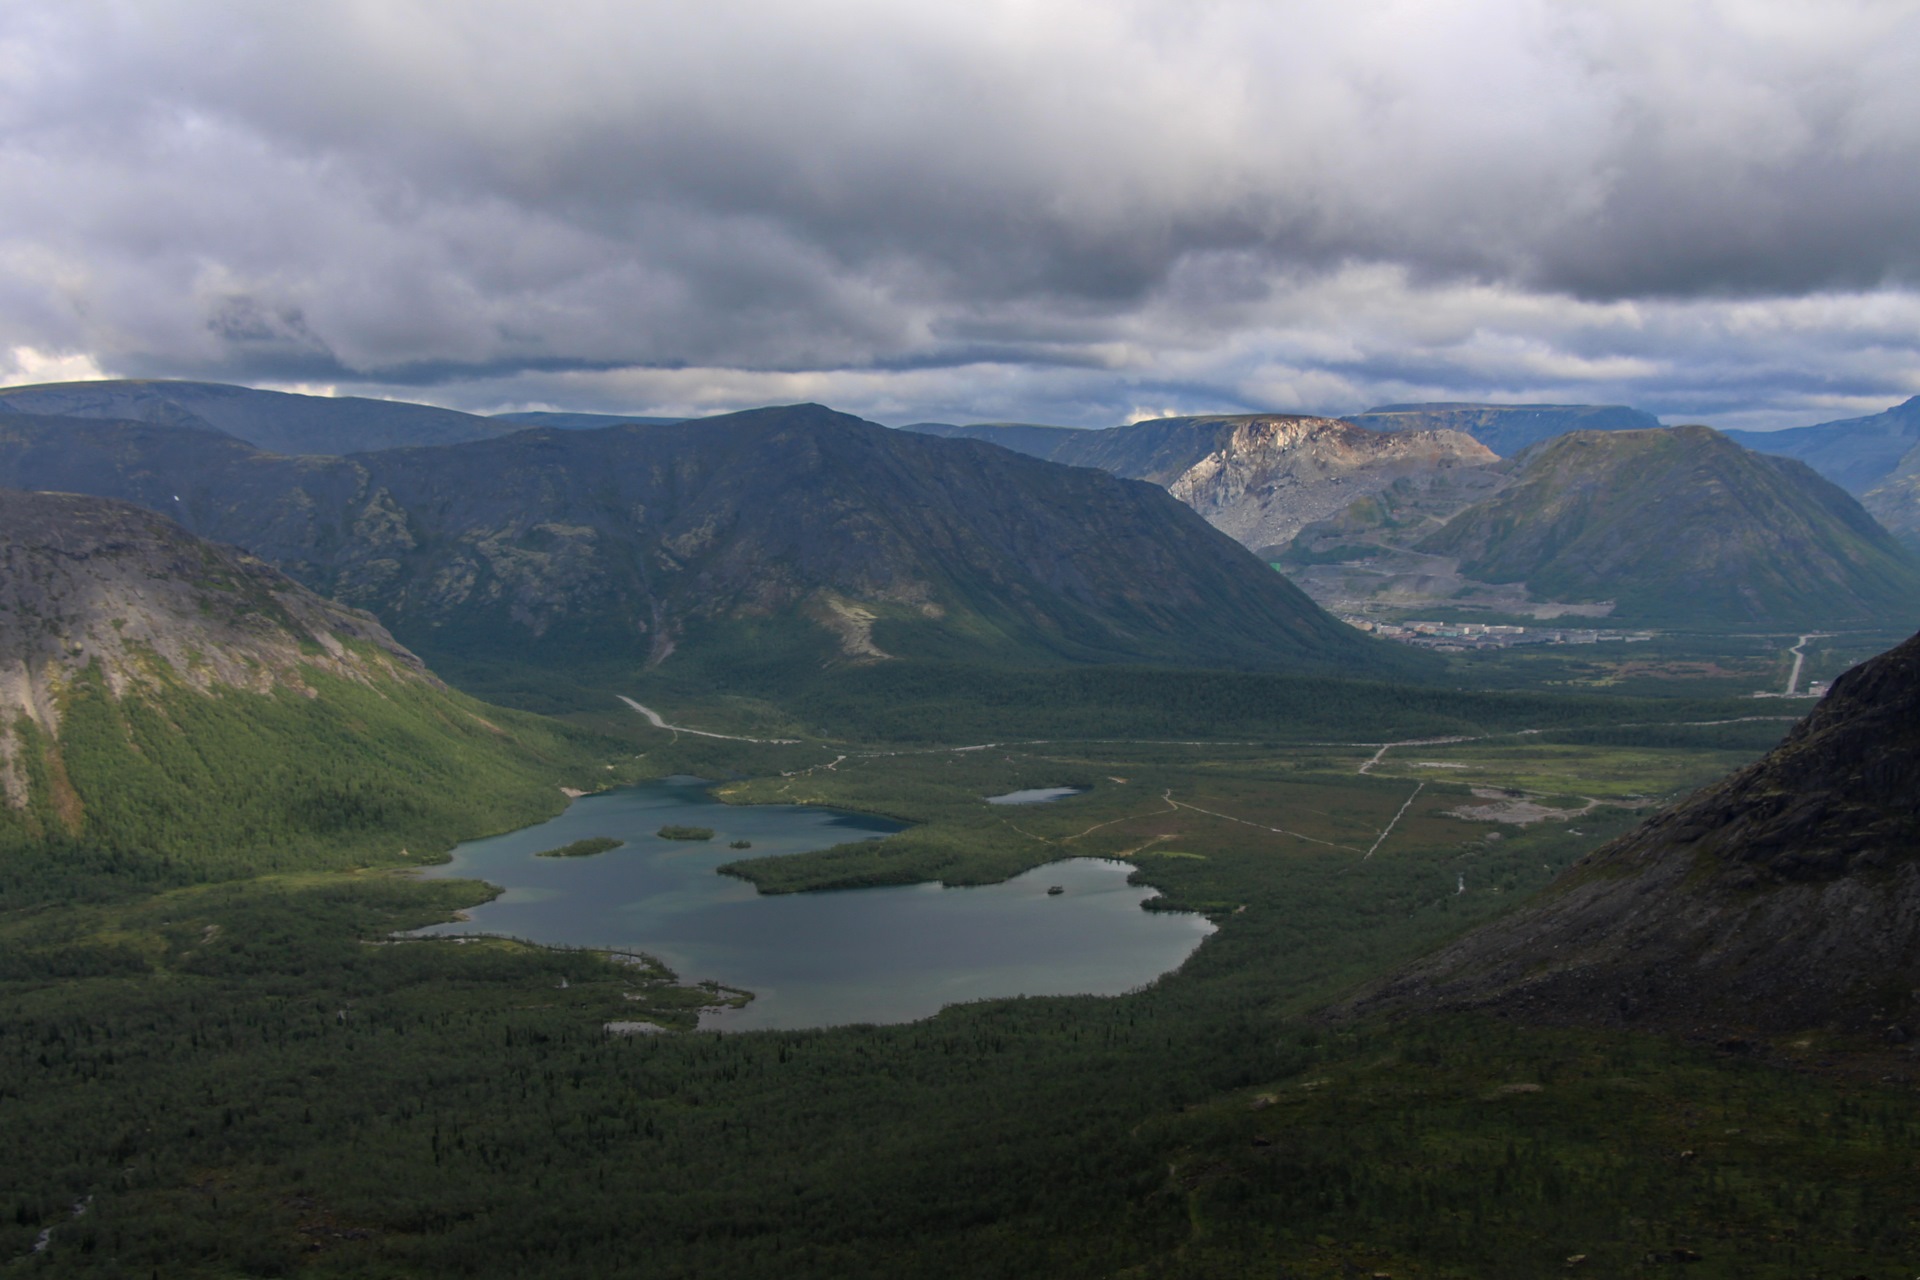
[[0, 662, 635, 910]]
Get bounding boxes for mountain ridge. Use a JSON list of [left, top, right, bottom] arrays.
[[0, 404, 1396, 683], [0, 379, 518, 455]]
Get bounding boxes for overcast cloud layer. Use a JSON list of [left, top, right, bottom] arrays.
[[3, 0, 1918, 429]]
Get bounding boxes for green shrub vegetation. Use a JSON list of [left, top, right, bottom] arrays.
[[655, 825, 714, 841], [534, 837, 624, 859], [0, 659, 646, 910]]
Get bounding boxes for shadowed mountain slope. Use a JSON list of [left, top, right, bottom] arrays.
[[1863, 444, 1920, 549], [1346, 402, 1663, 456], [0, 379, 516, 455], [1725, 396, 1920, 495], [1416, 425, 1920, 627], [1350, 628, 1920, 1040], [896, 421, 1088, 458], [0, 405, 1395, 679]]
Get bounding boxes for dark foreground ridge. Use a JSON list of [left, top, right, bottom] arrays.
[[1350, 627, 1920, 1039]]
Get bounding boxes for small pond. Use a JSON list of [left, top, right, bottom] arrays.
[[985, 786, 1089, 805], [413, 777, 1212, 1031]]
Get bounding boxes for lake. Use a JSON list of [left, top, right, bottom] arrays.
[[413, 776, 1213, 1031]]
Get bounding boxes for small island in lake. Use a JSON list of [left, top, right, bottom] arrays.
[[658, 825, 716, 841], [535, 836, 625, 859], [729, 839, 752, 849]]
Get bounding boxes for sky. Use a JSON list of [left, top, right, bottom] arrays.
[[2, 0, 1918, 431]]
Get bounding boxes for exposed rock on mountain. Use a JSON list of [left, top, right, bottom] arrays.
[[1416, 426, 1920, 627], [1345, 402, 1663, 457], [1350, 627, 1920, 1039], [0, 379, 516, 455], [0, 488, 426, 759], [0, 405, 1391, 677], [1052, 416, 1496, 557], [905, 414, 1497, 557], [0, 488, 609, 896], [1726, 396, 1920, 495]]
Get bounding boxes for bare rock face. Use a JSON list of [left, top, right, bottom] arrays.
[[1158, 418, 1496, 556], [1347, 629, 1920, 1040], [0, 489, 429, 807], [1048, 415, 1498, 557]]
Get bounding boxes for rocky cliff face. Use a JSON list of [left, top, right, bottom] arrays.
[[0, 488, 429, 808], [1086, 417, 1496, 557], [1350, 629, 1920, 1039], [901, 415, 1497, 557], [0, 406, 1391, 676]]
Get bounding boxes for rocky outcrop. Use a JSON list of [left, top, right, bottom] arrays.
[[1140, 418, 1495, 557], [902, 415, 1498, 557], [1348, 629, 1920, 1039]]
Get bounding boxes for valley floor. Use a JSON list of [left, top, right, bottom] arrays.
[[4, 683, 1914, 1277]]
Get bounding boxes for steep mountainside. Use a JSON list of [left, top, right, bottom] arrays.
[[1862, 442, 1920, 548], [1417, 426, 1920, 627], [0, 489, 607, 902], [1346, 402, 1662, 456], [1352, 628, 1920, 1039], [904, 415, 1498, 557], [0, 379, 516, 455], [0, 406, 1390, 679], [1725, 396, 1920, 494]]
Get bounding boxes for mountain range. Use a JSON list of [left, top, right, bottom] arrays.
[[0, 405, 1389, 688], [1354, 623, 1920, 1040]]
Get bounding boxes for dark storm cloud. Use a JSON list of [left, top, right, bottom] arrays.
[[1, 1, 1917, 426]]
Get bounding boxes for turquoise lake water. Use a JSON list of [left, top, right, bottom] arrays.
[[413, 776, 1213, 1031]]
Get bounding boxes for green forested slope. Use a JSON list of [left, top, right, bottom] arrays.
[[0, 405, 1401, 684], [1418, 425, 1920, 627], [0, 490, 633, 906]]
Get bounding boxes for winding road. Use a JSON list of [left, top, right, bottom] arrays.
[[619, 696, 801, 744]]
